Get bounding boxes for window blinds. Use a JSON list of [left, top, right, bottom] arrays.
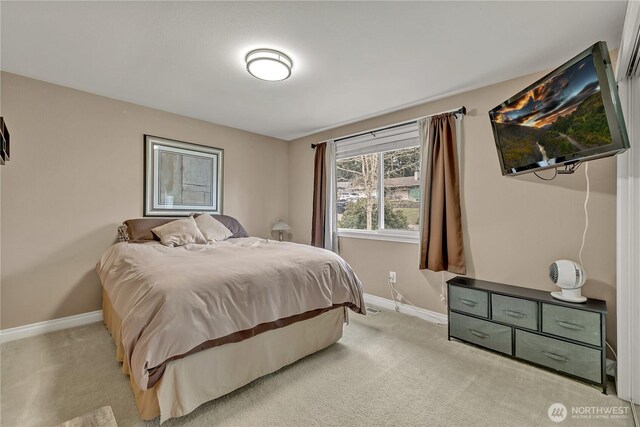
[[335, 122, 418, 159]]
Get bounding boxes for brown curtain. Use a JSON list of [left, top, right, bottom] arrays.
[[311, 142, 327, 247], [419, 114, 466, 274]]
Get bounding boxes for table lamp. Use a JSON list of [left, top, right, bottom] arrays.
[[272, 220, 290, 242]]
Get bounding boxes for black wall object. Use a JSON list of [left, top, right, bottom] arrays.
[[0, 117, 10, 165]]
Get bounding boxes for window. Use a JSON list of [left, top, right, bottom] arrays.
[[336, 153, 379, 230], [383, 147, 421, 231], [335, 123, 420, 241]]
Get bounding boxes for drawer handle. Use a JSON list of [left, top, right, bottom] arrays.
[[503, 309, 527, 319], [542, 351, 570, 363], [556, 320, 585, 331], [459, 298, 478, 307], [469, 329, 489, 339]]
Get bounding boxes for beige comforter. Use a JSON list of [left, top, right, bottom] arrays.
[[97, 237, 365, 391]]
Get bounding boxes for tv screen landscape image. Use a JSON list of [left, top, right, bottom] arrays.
[[489, 41, 629, 176]]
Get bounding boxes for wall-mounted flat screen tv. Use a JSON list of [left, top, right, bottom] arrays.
[[489, 41, 629, 176]]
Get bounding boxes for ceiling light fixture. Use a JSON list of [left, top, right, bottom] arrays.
[[245, 49, 293, 82]]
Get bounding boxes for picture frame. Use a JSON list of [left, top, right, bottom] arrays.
[[144, 135, 223, 216], [0, 117, 10, 165]]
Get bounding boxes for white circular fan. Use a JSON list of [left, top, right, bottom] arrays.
[[549, 260, 587, 303]]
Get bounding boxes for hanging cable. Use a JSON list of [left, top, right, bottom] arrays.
[[577, 164, 619, 383], [578, 162, 590, 267], [388, 278, 400, 312], [606, 341, 617, 360], [533, 162, 582, 181], [387, 278, 446, 325], [534, 168, 558, 181]]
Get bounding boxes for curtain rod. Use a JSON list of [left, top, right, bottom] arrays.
[[311, 106, 466, 149]]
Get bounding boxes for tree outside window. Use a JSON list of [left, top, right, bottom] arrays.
[[336, 146, 420, 232]]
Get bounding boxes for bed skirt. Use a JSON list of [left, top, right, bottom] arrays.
[[102, 289, 345, 422]]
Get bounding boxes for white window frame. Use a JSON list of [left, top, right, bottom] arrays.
[[338, 228, 420, 244], [335, 123, 421, 244]]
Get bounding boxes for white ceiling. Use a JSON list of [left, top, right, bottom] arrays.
[[0, 1, 628, 141]]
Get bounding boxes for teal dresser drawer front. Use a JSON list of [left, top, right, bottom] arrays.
[[542, 304, 601, 346], [449, 285, 488, 318], [515, 330, 601, 383], [491, 294, 538, 330], [450, 312, 512, 355]]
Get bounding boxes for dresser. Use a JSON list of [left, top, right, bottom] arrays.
[[447, 276, 607, 393]]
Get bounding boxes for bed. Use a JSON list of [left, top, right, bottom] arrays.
[[97, 217, 365, 423]]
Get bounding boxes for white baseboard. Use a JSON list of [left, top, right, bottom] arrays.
[[0, 295, 446, 343], [363, 293, 448, 325], [0, 310, 103, 344]]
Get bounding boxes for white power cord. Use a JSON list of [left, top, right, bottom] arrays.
[[578, 162, 590, 267], [388, 278, 401, 312], [387, 278, 446, 325], [577, 163, 623, 396], [606, 341, 617, 361], [577, 167, 621, 392], [576, 164, 620, 393]]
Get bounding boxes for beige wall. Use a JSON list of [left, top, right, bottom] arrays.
[[0, 72, 289, 329], [0, 67, 619, 350], [288, 71, 618, 349]]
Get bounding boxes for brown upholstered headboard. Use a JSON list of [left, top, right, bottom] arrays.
[[122, 215, 249, 243]]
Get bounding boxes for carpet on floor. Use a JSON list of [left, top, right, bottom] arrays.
[[1, 305, 633, 426], [55, 406, 117, 427]]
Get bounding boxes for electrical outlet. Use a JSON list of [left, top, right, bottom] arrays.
[[389, 271, 397, 284]]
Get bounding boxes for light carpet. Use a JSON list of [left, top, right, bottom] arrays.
[[55, 406, 117, 427], [1, 306, 634, 427]]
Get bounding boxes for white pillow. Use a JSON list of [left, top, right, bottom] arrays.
[[151, 217, 207, 247], [195, 214, 233, 243]]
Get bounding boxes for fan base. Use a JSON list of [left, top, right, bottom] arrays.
[[551, 291, 587, 303]]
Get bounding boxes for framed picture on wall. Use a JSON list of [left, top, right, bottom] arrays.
[[144, 135, 223, 216], [0, 117, 10, 165]]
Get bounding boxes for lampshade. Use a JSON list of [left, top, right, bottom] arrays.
[[271, 220, 290, 231], [245, 49, 293, 82]]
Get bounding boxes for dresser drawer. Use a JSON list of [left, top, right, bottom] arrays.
[[491, 294, 538, 330], [542, 304, 601, 346], [450, 312, 512, 355], [515, 330, 601, 383], [449, 285, 488, 318]]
